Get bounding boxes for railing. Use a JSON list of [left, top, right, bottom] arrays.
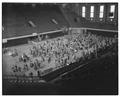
[[2, 29, 65, 47], [2, 27, 118, 44], [2, 29, 63, 44]]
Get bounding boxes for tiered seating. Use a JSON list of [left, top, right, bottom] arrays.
[[2, 4, 69, 39]]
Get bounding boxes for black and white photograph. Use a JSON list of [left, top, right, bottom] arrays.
[[2, 2, 118, 95]]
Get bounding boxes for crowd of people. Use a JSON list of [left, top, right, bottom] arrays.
[[9, 30, 117, 77]]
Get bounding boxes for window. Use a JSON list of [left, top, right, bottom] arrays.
[[99, 5, 104, 18], [82, 6, 86, 17], [109, 5, 115, 18], [110, 5, 115, 13], [90, 6, 94, 18]]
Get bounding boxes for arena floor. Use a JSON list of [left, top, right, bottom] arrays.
[[3, 34, 83, 77]]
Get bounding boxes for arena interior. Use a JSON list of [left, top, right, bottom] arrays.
[[2, 3, 118, 95]]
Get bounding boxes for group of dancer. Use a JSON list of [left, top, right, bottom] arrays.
[[10, 30, 117, 77]]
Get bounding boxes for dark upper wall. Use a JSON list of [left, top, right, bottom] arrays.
[[2, 3, 69, 39], [62, 3, 118, 25]]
